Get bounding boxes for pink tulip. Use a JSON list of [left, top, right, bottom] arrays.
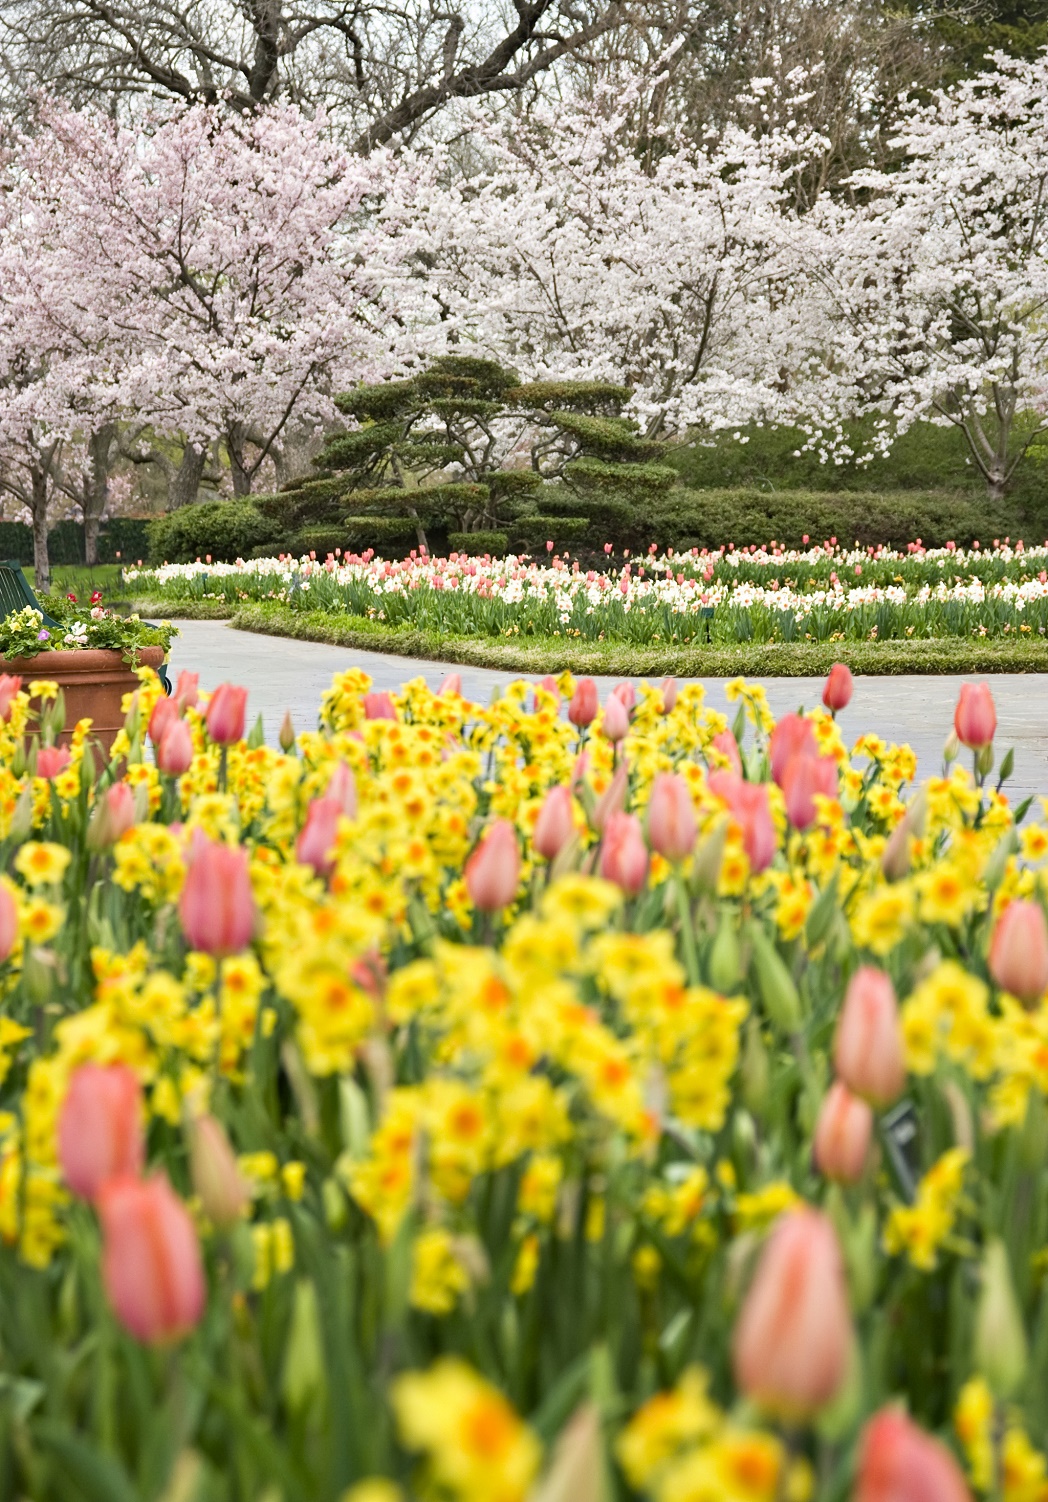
[[659, 676, 678, 714], [600, 811, 649, 894], [36, 746, 70, 780], [646, 773, 697, 861], [533, 675, 560, 709], [98, 1174, 206, 1344], [602, 694, 630, 743], [465, 820, 520, 911], [781, 754, 838, 830], [0, 674, 21, 722], [296, 796, 343, 876], [768, 713, 818, 785], [813, 1081, 873, 1184], [834, 966, 906, 1107], [568, 678, 599, 728], [148, 695, 179, 746], [157, 719, 194, 776], [732, 1207, 852, 1418], [612, 682, 636, 713], [533, 785, 575, 860], [205, 683, 248, 745], [0, 883, 17, 962], [708, 772, 777, 873], [709, 729, 743, 776], [188, 1114, 249, 1229], [989, 900, 1048, 1003], [326, 761, 358, 818], [822, 663, 854, 713], [88, 781, 138, 850], [954, 682, 996, 749], [58, 1063, 144, 1202], [174, 671, 200, 710], [855, 1408, 973, 1502], [179, 837, 257, 956], [363, 691, 397, 721], [438, 672, 462, 697], [592, 760, 628, 834]]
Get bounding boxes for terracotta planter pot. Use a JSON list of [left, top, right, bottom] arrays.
[[0, 647, 166, 757]]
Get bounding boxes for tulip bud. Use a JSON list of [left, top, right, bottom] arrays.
[[532, 1403, 607, 1502], [781, 753, 838, 831], [708, 729, 742, 776], [205, 682, 248, 745], [822, 662, 853, 713], [834, 966, 906, 1107], [943, 732, 959, 765], [600, 811, 648, 895], [708, 913, 743, 993], [533, 785, 575, 861], [174, 671, 199, 710], [0, 673, 22, 722], [36, 745, 71, 780], [86, 781, 137, 851], [363, 691, 397, 721], [282, 1278, 326, 1414], [732, 1207, 853, 1419], [691, 822, 727, 892], [989, 900, 1048, 1004], [592, 761, 628, 834], [156, 718, 194, 776], [748, 922, 802, 1031], [465, 820, 520, 912], [813, 1082, 873, 1184], [974, 1238, 1028, 1399], [954, 682, 996, 750], [438, 672, 462, 697], [58, 1063, 144, 1201], [0, 881, 17, 963], [769, 713, 817, 785], [148, 695, 179, 746], [296, 796, 343, 877], [659, 676, 677, 714], [855, 1408, 973, 1502], [98, 1173, 206, 1344], [278, 710, 296, 753], [179, 836, 257, 956], [740, 1018, 770, 1114], [646, 773, 697, 862], [707, 772, 777, 873], [601, 694, 630, 744], [187, 1114, 249, 1230], [568, 678, 599, 728]]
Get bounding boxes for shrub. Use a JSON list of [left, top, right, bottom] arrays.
[[147, 501, 279, 564]]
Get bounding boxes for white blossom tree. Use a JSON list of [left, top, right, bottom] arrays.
[[804, 51, 1048, 502]]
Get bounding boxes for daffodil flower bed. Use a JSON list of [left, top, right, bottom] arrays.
[[0, 657, 1045, 1501], [127, 540, 1048, 646]]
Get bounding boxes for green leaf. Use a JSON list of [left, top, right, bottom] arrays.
[[32, 1419, 142, 1502]]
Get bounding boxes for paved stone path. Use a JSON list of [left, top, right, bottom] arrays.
[[171, 619, 1048, 801]]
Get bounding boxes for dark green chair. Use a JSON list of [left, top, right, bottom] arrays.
[[0, 561, 172, 693]]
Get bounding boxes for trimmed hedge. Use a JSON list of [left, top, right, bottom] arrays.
[[145, 483, 1043, 566], [0, 519, 151, 566]]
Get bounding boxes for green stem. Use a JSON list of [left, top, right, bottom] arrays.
[[675, 871, 700, 986]]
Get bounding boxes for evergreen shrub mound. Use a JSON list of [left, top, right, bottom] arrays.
[[147, 501, 279, 564]]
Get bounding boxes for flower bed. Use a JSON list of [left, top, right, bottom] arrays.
[[0, 659, 1044, 1497], [128, 540, 1048, 646]]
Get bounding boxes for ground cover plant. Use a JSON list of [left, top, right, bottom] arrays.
[[127, 540, 1048, 649], [0, 651, 1046, 1498]]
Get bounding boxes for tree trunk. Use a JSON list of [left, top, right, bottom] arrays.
[[84, 424, 116, 566], [228, 428, 252, 497], [31, 473, 51, 595], [169, 444, 206, 509]]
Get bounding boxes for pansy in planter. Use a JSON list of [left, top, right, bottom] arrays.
[[0, 606, 174, 662]]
